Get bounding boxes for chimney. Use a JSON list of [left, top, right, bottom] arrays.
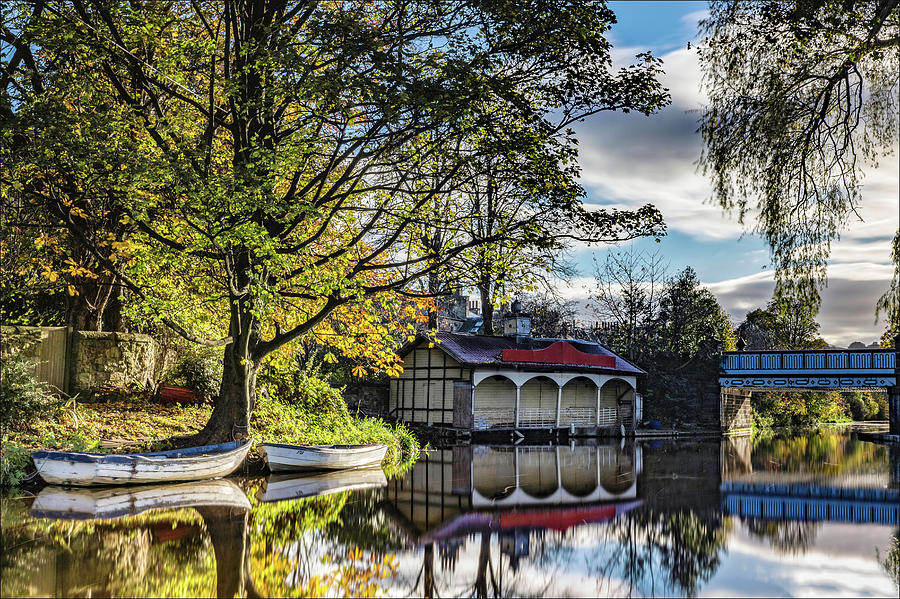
[[502, 299, 531, 339]]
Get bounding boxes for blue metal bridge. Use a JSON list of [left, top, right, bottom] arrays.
[[720, 348, 896, 390]]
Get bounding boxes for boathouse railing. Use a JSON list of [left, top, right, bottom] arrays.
[[722, 349, 895, 372]]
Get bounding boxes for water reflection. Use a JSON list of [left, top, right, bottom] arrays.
[[30, 479, 250, 520], [258, 467, 387, 503], [2, 429, 897, 597]]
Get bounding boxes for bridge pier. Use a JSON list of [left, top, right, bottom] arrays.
[[890, 386, 900, 436], [720, 388, 752, 435]]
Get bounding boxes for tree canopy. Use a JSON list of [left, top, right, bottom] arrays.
[[1, 0, 669, 441], [698, 0, 899, 315]]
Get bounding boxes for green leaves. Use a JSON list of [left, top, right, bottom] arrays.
[[698, 0, 899, 314]]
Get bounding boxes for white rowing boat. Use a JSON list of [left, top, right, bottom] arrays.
[[30, 479, 251, 520], [31, 440, 252, 486], [259, 467, 388, 503], [259, 443, 387, 472]]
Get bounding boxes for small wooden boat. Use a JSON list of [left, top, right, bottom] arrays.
[[259, 443, 387, 472], [30, 479, 251, 520], [259, 467, 388, 503], [31, 440, 252, 486]]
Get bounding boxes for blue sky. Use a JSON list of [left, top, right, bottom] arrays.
[[558, 1, 898, 346]]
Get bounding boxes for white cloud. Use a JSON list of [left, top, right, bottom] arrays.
[[568, 40, 897, 343], [705, 263, 894, 346], [553, 264, 892, 346]]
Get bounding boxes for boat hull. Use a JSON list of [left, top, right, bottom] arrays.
[[260, 467, 388, 502], [31, 440, 252, 486], [30, 479, 251, 520], [259, 443, 387, 472]]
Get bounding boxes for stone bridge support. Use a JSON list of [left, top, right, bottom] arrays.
[[720, 387, 752, 436], [890, 386, 900, 436]]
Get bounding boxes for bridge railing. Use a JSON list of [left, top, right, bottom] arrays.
[[722, 349, 896, 372]]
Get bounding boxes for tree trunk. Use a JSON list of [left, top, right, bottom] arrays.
[[428, 269, 441, 329], [478, 281, 493, 335], [192, 251, 259, 445], [196, 345, 257, 444]]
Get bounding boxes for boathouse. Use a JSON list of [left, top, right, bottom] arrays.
[[388, 316, 644, 433]]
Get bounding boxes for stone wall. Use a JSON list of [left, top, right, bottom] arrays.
[[889, 387, 900, 436], [69, 331, 156, 394], [643, 353, 722, 430], [0, 326, 42, 360], [720, 387, 752, 435]]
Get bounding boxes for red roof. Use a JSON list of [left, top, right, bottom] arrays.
[[414, 333, 644, 375], [502, 341, 616, 368]]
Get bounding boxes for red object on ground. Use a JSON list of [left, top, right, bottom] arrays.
[[158, 385, 199, 404], [501, 341, 616, 368]]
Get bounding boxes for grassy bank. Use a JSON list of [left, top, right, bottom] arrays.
[[1, 384, 419, 487]]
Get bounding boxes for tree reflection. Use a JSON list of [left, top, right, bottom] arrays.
[[0, 481, 399, 598], [751, 429, 890, 476], [196, 506, 260, 598], [597, 509, 730, 597], [0, 498, 216, 597], [744, 518, 821, 555], [879, 534, 900, 593]]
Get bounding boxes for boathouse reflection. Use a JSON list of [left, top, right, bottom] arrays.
[[385, 443, 641, 535]]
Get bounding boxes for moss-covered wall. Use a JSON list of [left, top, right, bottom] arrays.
[[0, 326, 42, 360], [69, 331, 156, 393]]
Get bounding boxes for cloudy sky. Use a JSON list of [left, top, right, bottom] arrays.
[[559, 1, 898, 347]]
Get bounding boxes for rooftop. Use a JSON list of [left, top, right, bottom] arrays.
[[418, 332, 645, 375]]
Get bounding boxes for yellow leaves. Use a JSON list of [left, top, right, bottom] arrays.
[[42, 268, 59, 282], [383, 365, 403, 378], [63, 257, 98, 280], [347, 547, 364, 561], [351, 365, 367, 378], [323, 352, 338, 364], [67, 284, 78, 296], [69, 205, 88, 219]]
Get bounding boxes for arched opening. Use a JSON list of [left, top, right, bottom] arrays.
[[473, 447, 517, 499], [473, 375, 516, 429], [598, 378, 634, 427], [560, 446, 598, 496], [598, 446, 635, 495], [519, 376, 558, 427], [560, 377, 598, 426], [518, 448, 559, 498]]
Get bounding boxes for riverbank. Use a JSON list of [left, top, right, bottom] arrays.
[[1, 394, 419, 488]]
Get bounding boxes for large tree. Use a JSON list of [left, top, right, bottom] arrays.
[[698, 0, 899, 318], [2, 0, 668, 442]]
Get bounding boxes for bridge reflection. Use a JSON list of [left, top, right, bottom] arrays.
[[721, 481, 899, 525], [720, 434, 900, 526], [381, 435, 899, 598]]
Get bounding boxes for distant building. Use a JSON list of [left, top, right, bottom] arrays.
[[389, 306, 644, 433], [436, 292, 483, 333]]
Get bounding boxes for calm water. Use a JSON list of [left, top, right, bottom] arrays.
[[2, 427, 898, 597]]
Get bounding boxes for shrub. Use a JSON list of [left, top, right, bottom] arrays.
[[164, 346, 222, 402], [0, 440, 32, 487], [0, 352, 56, 430], [256, 358, 418, 470], [846, 391, 884, 421]]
